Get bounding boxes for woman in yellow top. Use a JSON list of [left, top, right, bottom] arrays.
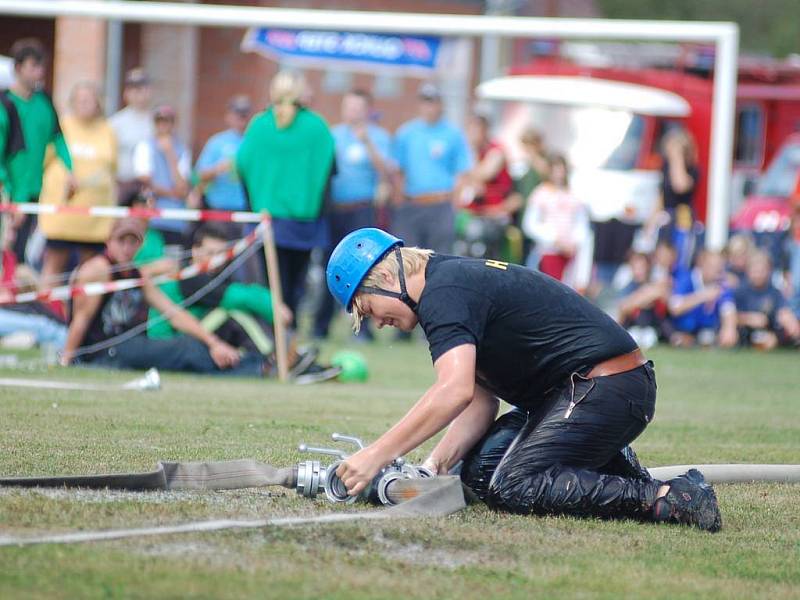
[[39, 82, 117, 288]]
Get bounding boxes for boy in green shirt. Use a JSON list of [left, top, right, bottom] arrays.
[[0, 39, 74, 261], [137, 222, 340, 383]]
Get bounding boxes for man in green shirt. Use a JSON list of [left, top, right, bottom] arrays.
[[0, 38, 75, 261]]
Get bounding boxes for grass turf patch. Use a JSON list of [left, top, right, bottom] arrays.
[[1, 343, 799, 599]]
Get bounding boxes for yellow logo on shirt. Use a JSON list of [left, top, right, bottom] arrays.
[[485, 260, 508, 271]]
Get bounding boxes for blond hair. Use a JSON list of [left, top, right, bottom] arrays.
[[68, 80, 104, 123], [270, 70, 307, 128], [351, 247, 433, 333], [269, 70, 306, 103]]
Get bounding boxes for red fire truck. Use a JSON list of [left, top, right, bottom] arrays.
[[478, 44, 800, 230]]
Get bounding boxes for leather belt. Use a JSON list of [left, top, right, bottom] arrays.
[[408, 191, 451, 205], [586, 349, 647, 379]]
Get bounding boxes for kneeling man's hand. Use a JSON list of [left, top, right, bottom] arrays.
[[336, 447, 387, 497]]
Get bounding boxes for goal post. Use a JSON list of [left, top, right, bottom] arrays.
[[0, 0, 739, 249]]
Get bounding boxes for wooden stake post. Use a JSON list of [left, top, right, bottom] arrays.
[[261, 217, 289, 382]]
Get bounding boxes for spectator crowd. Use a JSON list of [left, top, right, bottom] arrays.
[[1, 37, 799, 381]]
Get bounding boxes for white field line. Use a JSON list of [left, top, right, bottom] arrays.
[[0, 510, 394, 547]]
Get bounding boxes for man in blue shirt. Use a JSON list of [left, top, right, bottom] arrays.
[[391, 83, 473, 254], [192, 96, 254, 278], [668, 250, 738, 347], [194, 95, 251, 213], [313, 89, 391, 339]]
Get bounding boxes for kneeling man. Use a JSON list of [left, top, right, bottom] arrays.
[[326, 228, 721, 531]]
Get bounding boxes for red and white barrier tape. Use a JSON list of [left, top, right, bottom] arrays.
[[0, 202, 268, 224], [0, 223, 264, 306]]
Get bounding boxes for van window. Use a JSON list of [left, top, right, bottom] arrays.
[[733, 105, 764, 167], [755, 141, 800, 198], [603, 114, 646, 170]]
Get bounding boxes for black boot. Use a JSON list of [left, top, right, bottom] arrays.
[[652, 469, 722, 532], [599, 446, 653, 481]]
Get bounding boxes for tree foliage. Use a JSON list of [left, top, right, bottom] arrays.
[[597, 0, 800, 58]]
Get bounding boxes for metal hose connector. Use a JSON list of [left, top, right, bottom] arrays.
[[324, 460, 358, 504]]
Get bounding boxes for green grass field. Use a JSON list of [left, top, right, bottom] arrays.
[[0, 341, 799, 599]]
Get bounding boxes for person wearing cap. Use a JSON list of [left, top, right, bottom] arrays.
[[0, 38, 75, 262], [194, 95, 251, 214], [237, 71, 334, 326], [312, 88, 391, 341], [390, 82, 473, 255], [191, 95, 253, 258], [324, 227, 722, 532], [61, 217, 264, 376], [109, 68, 154, 205], [132, 104, 191, 247]]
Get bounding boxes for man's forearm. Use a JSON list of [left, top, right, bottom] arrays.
[[721, 309, 738, 334], [164, 306, 217, 347], [198, 164, 223, 183], [668, 154, 692, 193], [164, 152, 188, 196], [427, 388, 499, 472], [364, 139, 388, 178], [369, 381, 474, 465], [62, 316, 90, 364], [669, 291, 708, 316]]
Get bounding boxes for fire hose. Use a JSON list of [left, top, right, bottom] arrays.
[[0, 433, 434, 507], [0, 432, 461, 547], [1, 433, 799, 547]]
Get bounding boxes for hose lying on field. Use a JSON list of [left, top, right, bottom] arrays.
[[4, 461, 799, 492], [0, 474, 466, 547], [648, 464, 800, 483], [1, 462, 798, 547]]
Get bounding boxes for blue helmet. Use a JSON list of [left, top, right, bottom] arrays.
[[326, 228, 404, 312]]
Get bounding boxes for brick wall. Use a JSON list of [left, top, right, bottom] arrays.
[[191, 0, 483, 157], [52, 17, 107, 113], [142, 23, 199, 146]]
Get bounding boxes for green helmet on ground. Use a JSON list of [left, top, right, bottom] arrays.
[[330, 350, 369, 383]]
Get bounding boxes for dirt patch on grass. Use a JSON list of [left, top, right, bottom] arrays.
[[0, 487, 285, 507]]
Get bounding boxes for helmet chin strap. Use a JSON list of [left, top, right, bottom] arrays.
[[359, 247, 419, 313]]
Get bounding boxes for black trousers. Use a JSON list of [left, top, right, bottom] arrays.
[[12, 214, 37, 263], [82, 335, 264, 376], [270, 247, 311, 330], [461, 363, 662, 520]]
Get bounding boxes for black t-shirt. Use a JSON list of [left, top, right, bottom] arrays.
[[179, 271, 230, 307], [416, 255, 637, 409], [82, 259, 148, 349], [591, 219, 638, 264], [661, 162, 699, 211]]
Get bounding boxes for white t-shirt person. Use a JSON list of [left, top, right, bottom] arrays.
[[110, 106, 154, 183]]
